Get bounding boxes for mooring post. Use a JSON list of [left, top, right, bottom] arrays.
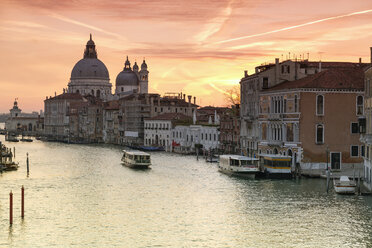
[[21, 186, 24, 218], [10, 191, 13, 225], [196, 148, 199, 161], [326, 170, 330, 193], [13, 147, 15, 158], [26, 152, 29, 174]]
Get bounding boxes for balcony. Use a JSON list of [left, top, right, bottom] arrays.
[[267, 140, 284, 146], [268, 113, 284, 121]]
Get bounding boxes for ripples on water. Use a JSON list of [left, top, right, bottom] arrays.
[[0, 134, 371, 247]]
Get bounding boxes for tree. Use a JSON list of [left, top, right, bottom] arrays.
[[224, 85, 240, 106]]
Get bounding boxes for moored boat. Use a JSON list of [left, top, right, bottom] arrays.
[[334, 176, 356, 194], [121, 150, 151, 169], [218, 155, 260, 178], [259, 154, 292, 179]]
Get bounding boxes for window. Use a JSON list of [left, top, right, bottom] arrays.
[[294, 95, 298, 112], [351, 123, 359, 134], [263, 77, 269, 89], [357, 95, 364, 115], [351, 145, 359, 157], [316, 124, 324, 144], [361, 145, 365, 157], [316, 95, 324, 115]]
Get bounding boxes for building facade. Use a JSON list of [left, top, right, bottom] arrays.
[[240, 58, 368, 157], [259, 67, 365, 176], [361, 64, 372, 191], [219, 105, 240, 154]]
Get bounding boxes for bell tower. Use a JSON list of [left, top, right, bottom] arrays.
[[139, 59, 149, 94]]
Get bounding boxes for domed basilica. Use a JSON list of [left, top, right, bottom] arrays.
[[67, 34, 149, 100]]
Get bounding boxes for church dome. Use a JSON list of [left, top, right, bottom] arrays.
[[71, 58, 109, 80], [116, 70, 138, 86], [116, 56, 139, 86], [70, 34, 109, 80]]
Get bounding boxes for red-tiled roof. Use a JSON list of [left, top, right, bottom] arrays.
[[45, 93, 84, 101], [264, 68, 364, 91]]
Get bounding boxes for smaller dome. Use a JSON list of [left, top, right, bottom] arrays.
[[141, 59, 147, 70], [116, 71, 139, 86], [133, 62, 139, 71]]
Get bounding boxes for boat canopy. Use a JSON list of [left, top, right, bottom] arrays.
[[220, 155, 259, 161]]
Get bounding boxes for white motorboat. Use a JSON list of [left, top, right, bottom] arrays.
[[121, 150, 151, 169], [334, 176, 356, 194], [259, 154, 292, 179], [218, 155, 259, 178]]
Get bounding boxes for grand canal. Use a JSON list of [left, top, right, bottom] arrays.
[[0, 134, 371, 247]]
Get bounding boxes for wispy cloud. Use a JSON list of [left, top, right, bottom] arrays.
[[47, 13, 123, 39], [214, 9, 372, 45]]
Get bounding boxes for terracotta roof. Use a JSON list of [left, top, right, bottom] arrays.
[[146, 113, 191, 121], [45, 93, 84, 101], [264, 68, 364, 91]]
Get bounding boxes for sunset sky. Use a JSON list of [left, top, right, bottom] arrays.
[[1, 0, 372, 112]]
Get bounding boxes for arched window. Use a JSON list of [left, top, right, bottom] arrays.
[[357, 95, 364, 115], [76, 89, 80, 94], [316, 124, 324, 144], [316, 95, 324, 115]]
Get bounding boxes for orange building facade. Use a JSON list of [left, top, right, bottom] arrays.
[[258, 68, 365, 175]]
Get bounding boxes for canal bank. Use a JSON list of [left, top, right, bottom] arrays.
[[0, 135, 371, 247]]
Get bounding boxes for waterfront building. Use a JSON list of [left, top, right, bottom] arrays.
[[67, 34, 112, 100], [258, 67, 365, 176], [240, 58, 369, 157], [44, 92, 85, 141], [172, 124, 219, 154], [144, 113, 191, 151], [360, 55, 372, 191], [103, 100, 120, 144], [219, 105, 240, 154], [118, 93, 198, 146], [68, 95, 104, 143], [5, 99, 44, 136]]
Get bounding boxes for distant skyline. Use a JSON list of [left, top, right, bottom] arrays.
[[1, 0, 372, 112]]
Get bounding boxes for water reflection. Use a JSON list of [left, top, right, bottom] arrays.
[[0, 134, 371, 247]]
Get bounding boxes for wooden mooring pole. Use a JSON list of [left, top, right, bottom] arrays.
[[21, 186, 24, 218], [26, 153, 29, 174], [13, 147, 15, 158], [9, 191, 13, 225]]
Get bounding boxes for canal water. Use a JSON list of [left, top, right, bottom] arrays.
[[0, 132, 371, 247]]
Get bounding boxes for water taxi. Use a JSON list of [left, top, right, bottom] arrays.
[[333, 176, 356, 194], [121, 150, 151, 169], [218, 155, 260, 178], [259, 154, 292, 179]]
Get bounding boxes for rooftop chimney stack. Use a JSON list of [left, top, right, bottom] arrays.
[[187, 95, 192, 103], [359, 57, 362, 64], [183, 94, 186, 100], [193, 96, 196, 105], [244, 70, 248, 77]]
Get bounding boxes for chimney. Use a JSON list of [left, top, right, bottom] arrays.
[[359, 57, 362, 64], [255, 67, 259, 74], [63, 88, 65, 93], [244, 70, 248, 77], [55, 91, 57, 97], [275, 58, 279, 83], [187, 95, 191, 107], [183, 94, 186, 100], [193, 96, 196, 105]]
